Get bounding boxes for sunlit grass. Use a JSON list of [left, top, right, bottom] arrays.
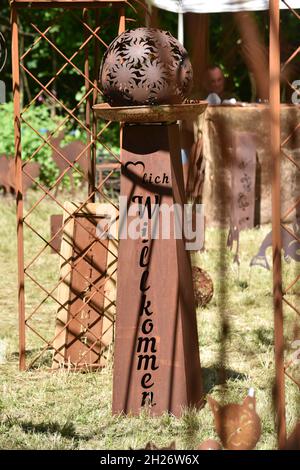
[[0, 194, 299, 449]]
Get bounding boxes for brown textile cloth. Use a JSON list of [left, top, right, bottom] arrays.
[[186, 137, 205, 201]]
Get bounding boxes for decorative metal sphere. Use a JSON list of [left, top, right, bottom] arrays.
[[197, 439, 222, 450], [100, 28, 193, 106], [192, 266, 214, 308]]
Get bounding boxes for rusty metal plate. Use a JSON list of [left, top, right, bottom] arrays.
[[22, 161, 40, 194], [50, 214, 63, 254], [112, 123, 203, 416], [66, 216, 108, 366], [48, 131, 89, 196], [52, 203, 117, 370], [93, 102, 207, 123], [0, 155, 40, 195], [0, 155, 10, 195]]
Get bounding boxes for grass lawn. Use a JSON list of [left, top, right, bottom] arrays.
[[0, 193, 299, 450]]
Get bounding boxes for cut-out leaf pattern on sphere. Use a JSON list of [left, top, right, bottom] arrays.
[[140, 60, 168, 90], [100, 27, 193, 106]]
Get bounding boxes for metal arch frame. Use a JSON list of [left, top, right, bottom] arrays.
[[270, 0, 300, 449], [10, 0, 148, 371]]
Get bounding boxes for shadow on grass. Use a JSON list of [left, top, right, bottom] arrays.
[[20, 421, 78, 438], [9, 348, 53, 368], [202, 366, 247, 394], [253, 327, 273, 347], [3, 418, 92, 444], [9, 348, 43, 360]]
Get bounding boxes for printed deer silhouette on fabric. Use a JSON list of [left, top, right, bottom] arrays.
[[48, 131, 89, 196]]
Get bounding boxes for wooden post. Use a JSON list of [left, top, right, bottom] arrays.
[[184, 13, 209, 97], [269, 0, 286, 449]]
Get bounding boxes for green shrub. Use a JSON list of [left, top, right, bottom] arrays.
[[0, 101, 120, 190], [0, 101, 59, 187]]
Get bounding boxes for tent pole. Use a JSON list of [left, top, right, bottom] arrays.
[[178, 11, 184, 45], [269, 0, 286, 449]]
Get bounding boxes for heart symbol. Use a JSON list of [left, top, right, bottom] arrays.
[[124, 160, 145, 173]]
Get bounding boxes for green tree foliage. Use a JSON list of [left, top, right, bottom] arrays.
[[1, 3, 299, 155], [158, 8, 300, 102], [0, 4, 123, 189], [0, 100, 120, 188], [0, 101, 60, 186]]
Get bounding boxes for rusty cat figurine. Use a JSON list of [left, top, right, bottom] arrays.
[[283, 421, 300, 450], [207, 388, 261, 450]]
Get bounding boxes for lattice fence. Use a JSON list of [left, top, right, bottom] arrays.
[[11, 0, 147, 371], [270, 0, 300, 447], [279, 1, 300, 391]]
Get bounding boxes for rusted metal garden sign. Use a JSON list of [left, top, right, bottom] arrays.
[[94, 26, 205, 415], [94, 102, 206, 415]]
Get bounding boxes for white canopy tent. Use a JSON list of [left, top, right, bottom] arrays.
[[148, 0, 300, 43], [149, 1, 300, 14]]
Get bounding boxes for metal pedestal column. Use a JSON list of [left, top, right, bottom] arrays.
[[112, 122, 203, 416]]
